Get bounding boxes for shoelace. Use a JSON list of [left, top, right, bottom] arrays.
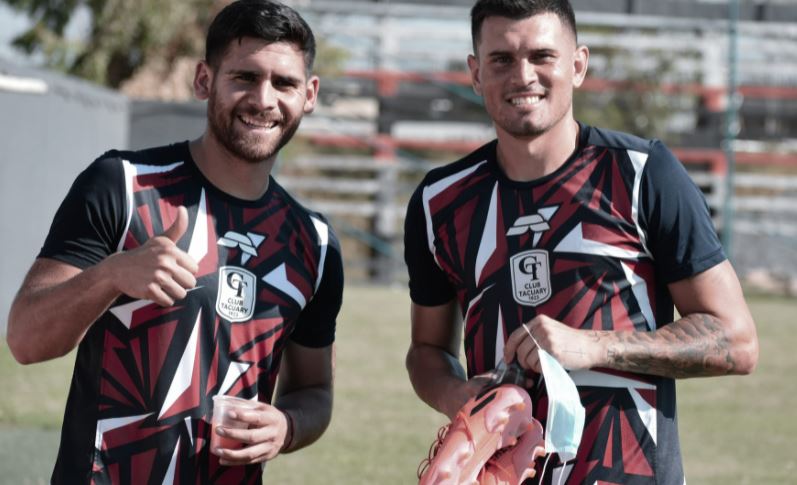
[[416, 410, 475, 479], [476, 446, 514, 482]]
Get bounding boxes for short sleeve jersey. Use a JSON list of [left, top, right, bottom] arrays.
[[41, 142, 344, 485], [404, 124, 724, 485]]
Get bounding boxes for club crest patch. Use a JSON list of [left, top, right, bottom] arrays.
[[510, 250, 552, 306], [216, 266, 257, 322]]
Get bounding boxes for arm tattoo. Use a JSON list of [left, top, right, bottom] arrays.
[[605, 314, 736, 378]]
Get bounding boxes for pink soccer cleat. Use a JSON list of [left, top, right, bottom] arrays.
[[418, 384, 539, 485], [478, 418, 545, 485]]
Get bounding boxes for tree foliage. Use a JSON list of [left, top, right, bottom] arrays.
[[4, 0, 347, 90], [4, 0, 223, 87]]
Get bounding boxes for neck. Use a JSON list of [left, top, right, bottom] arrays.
[[189, 134, 274, 200], [495, 118, 580, 182]]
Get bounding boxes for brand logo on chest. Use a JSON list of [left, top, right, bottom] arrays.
[[216, 266, 257, 322], [510, 250, 552, 306], [217, 231, 266, 264]]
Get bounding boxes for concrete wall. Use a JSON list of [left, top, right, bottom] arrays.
[[129, 100, 206, 150], [0, 58, 128, 334]]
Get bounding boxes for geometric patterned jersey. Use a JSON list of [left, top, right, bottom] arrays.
[[40, 142, 343, 485], [404, 124, 725, 485]]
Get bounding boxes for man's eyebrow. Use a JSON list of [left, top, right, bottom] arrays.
[[226, 68, 258, 76], [486, 49, 514, 58], [486, 47, 558, 58], [273, 73, 303, 85]]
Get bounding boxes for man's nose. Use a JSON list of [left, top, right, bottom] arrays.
[[251, 82, 277, 109], [516, 59, 538, 85]]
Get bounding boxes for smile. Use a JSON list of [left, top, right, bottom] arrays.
[[509, 96, 543, 106], [238, 115, 279, 130]]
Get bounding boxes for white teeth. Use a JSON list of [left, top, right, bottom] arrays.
[[239, 116, 277, 129], [510, 96, 541, 106]]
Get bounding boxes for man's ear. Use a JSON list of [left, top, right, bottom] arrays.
[[303, 75, 320, 114], [572, 45, 589, 88], [194, 61, 213, 100], [467, 54, 483, 97]]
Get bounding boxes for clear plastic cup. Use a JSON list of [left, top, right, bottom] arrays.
[[211, 395, 260, 451]]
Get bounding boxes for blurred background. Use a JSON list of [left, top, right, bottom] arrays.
[[2, 0, 797, 297], [1, 0, 796, 483]]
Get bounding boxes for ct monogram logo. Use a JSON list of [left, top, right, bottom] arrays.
[[216, 266, 257, 322], [510, 250, 552, 306]]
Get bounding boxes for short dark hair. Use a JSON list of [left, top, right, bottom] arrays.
[[471, 0, 578, 54], [205, 0, 316, 73]]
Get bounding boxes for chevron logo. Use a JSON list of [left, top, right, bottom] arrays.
[[506, 206, 559, 248], [217, 231, 266, 264]]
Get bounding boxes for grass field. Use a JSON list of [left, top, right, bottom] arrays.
[[1, 287, 794, 484]]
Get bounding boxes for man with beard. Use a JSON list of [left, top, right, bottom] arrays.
[[6, 1, 343, 483], [405, 0, 758, 483]]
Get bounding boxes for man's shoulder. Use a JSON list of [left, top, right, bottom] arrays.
[[93, 141, 190, 168], [585, 125, 658, 154], [420, 140, 497, 187]]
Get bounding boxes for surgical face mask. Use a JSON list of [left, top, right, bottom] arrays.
[[523, 328, 585, 463], [537, 346, 585, 463]]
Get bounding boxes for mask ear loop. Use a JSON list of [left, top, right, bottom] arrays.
[[540, 453, 553, 484], [521, 322, 541, 348]]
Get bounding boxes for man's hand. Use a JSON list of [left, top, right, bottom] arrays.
[[503, 315, 603, 373], [105, 206, 198, 306], [212, 403, 291, 465], [440, 373, 494, 420]]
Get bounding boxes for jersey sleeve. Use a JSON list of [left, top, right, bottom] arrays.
[[290, 224, 344, 348], [38, 155, 127, 269], [404, 182, 456, 306], [639, 140, 726, 283]]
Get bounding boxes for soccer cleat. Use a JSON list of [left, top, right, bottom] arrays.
[[478, 419, 545, 485], [418, 384, 536, 485]]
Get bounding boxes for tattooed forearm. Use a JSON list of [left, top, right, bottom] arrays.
[[605, 314, 736, 378]]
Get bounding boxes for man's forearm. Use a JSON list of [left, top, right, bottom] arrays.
[[604, 313, 751, 378], [406, 343, 474, 419], [7, 259, 121, 364], [274, 385, 332, 453]]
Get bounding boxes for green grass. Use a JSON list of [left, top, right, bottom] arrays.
[[1, 288, 794, 483], [678, 296, 797, 484]]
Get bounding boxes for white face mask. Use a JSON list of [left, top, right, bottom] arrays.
[[522, 327, 585, 463], [537, 346, 585, 463]]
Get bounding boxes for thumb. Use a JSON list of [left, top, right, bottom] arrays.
[[162, 206, 189, 243]]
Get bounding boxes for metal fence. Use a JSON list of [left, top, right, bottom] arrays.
[[280, 155, 797, 287]]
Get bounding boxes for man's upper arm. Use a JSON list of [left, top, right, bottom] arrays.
[[410, 300, 461, 356], [276, 341, 333, 394], [16, 258, 83, 295], [667, 260, 758, 374], [39, 156, 127, 270], [7, 258, 98, 363]]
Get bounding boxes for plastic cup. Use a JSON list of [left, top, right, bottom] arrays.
[[211, 395, 260, 451]]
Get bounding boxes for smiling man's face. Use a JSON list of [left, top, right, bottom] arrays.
[[197, 37, 318, 164], [468, 13, 587, 140]]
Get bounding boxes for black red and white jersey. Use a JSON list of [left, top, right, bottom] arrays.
[[404, 124, 724, 484], [40, 142, 344, 485]]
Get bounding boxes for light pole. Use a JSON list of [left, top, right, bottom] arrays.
[[721, 0, 740, 259]]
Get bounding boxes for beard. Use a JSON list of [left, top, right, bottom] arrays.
[[500, 120, 548, 138], [207, 91, 302, 164], [491, 93, 572, 140]]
